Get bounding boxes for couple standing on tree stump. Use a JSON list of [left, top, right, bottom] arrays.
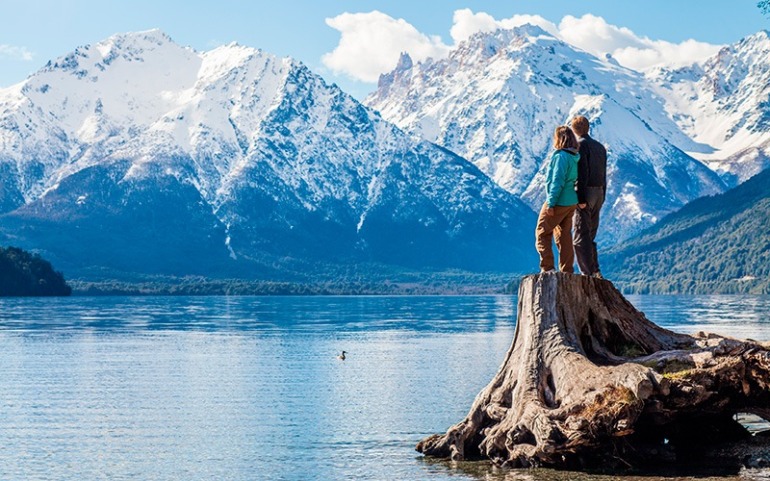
[[535, 116, 607, 277]]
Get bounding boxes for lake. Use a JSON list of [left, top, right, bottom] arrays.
[[0, 294, 769, 480]]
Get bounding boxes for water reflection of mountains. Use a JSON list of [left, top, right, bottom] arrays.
[[0, 295, 768, 339], [0, 296, 516, 334]]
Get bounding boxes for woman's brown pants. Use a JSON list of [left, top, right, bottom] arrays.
[[535, 203, 576, 273]]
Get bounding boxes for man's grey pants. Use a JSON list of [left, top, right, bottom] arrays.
[[573, 187, 604, 275]]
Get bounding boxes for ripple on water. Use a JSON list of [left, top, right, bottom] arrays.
[[0, 294, 768, 480]]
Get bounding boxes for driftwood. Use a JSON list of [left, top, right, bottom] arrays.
[[418, 272, 770, 471]]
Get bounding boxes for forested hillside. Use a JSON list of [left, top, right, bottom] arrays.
[[604, 168, 770, 294], [0, 246, 71, 296]]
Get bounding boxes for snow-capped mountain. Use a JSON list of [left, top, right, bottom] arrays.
[[0, 30, 537, 278], [366, 25, 727, 244], [648, 30, 770, 185]]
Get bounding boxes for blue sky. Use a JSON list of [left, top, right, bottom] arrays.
[[1, 0, 768, 98]]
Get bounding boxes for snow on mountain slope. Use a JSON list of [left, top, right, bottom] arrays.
[[0, 30, 199, 206], [0, 30, 537, 277], [367, 25, 726, 244], [647, 30, 770, 185]]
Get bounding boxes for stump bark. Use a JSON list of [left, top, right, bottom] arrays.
[[417, 272, 770, 471]]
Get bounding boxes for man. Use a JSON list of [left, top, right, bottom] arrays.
[[570, 115, 607, 278]]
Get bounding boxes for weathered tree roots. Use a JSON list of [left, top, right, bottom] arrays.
[[417, 273, 770, 472]]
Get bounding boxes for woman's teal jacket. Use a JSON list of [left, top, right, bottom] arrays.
[[544, 148, 580, 207]]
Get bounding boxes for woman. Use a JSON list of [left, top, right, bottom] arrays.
[[535, 125, 580, 273]]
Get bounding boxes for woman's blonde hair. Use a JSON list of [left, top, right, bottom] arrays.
[[553, 125, 578, 151]]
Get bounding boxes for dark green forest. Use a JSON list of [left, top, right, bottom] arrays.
[[605, 168, 770, 294], [0, 246, 71, 296]]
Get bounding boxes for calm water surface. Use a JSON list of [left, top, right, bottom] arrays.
[[0, 294, 769, 481]]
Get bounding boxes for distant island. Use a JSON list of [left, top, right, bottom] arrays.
[[0, 246, 71, 296]]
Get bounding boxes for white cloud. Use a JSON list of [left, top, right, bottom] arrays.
[[322, 11, 449, 83], [0, 44, 34, 61], [558, 14, 646, 53], [557, 14, 722, 70], [448, 9, 499, 44], [322, 10, 722, 83], [612, 39, 722, 71]]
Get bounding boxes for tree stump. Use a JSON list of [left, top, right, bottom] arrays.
[[417, 272, 770, 471]]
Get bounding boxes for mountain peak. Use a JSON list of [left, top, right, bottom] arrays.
[[94, 28, 188, 59], [395, 52, 413, 71], [463, 23, 555, 50], [450, 23, 562, 66], [203, 41, 267, 68], [509, 23, 553, 39], [103, 28, 175, 46], [35, 28, 192, 80], [739, 29, 770, 50], [376, 52, 415, 93]]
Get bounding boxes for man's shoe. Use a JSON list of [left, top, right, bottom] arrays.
[[593, 272, 604, 279], [541, 269, 556, 274]]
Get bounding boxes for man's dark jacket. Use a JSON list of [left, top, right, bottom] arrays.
[[576, 134, 607, 204]]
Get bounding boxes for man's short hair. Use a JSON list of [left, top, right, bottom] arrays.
[[571, 116, 590, 137]]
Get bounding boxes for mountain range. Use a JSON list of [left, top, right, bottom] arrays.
[[646, 30, 770, 185], [0, 30, 536, 281], [367, 26, 770, 245], [0, 27, 768, 290]]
